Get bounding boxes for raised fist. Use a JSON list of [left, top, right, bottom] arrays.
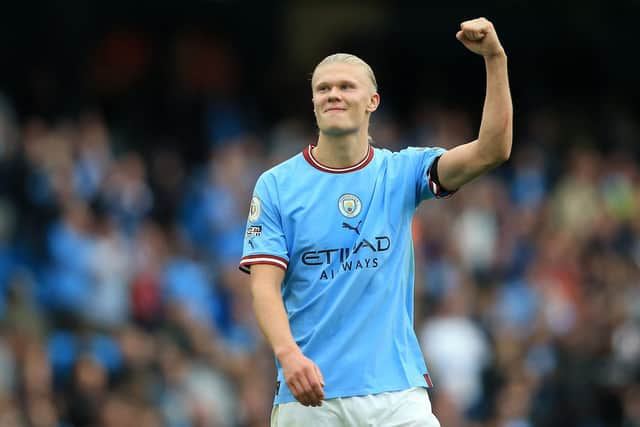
[[456, 18, 505, 58]]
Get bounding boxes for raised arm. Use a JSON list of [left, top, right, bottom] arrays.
[[437, 17, 513, 191], [249, 264, 325, 407]]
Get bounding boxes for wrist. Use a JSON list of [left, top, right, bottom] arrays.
[[484, 49, 507, 62], [275, 344, 301, 361]]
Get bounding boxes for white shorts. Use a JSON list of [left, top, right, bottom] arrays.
[[271, 387, 441, 427]]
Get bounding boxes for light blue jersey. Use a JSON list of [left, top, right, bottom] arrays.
[[240, 144, 449, 404]]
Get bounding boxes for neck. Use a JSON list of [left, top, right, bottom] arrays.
[[314, 128, 370, 168]]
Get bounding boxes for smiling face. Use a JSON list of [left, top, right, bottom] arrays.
[[311, 61, 379, 137]]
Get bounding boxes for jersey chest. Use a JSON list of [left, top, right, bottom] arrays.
[[277, 169, 403, 261]]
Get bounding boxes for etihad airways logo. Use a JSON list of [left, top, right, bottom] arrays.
[[301, 235, 391, 280]]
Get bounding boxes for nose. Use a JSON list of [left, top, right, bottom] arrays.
[[327, 86, 342, 101]]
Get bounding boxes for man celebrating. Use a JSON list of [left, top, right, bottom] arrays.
[[240, 18, 512, 426]]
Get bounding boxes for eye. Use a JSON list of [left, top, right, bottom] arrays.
[[317, 85, 329, 92], [340, 83, 352, 90]]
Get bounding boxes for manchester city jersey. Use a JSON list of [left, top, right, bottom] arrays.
[[240, 144, 447, 404]]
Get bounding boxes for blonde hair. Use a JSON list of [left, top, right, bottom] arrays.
[[312, 53, 378, 92]]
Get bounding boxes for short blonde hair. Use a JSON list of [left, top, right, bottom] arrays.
[[312, 53, 378, 92]]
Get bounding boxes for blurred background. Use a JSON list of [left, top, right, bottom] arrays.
[[0, 1, 639, 426]]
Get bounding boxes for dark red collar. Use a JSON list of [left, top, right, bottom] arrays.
[[302, 144, 374, 174]]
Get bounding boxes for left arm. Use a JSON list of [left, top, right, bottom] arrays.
[[437, 17, 513, 191]]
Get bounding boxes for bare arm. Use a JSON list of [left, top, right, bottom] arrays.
[[437, 17, 513, 191], [249, 264, 325, 406]]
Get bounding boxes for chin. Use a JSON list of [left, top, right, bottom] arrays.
[[320, 125, 357, 137]]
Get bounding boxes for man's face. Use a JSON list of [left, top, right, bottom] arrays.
[[311, 62, 379, 136]]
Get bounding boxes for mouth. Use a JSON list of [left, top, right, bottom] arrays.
[[325, 107, 346, 113]]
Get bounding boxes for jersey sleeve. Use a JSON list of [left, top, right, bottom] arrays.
[[239, 172, 289, 274], [401, 146, 454, 203]]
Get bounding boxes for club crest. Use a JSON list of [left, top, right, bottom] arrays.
[[338, 194, 362, 218]]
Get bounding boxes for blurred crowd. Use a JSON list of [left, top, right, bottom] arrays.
[[0, 85, 639, 427]]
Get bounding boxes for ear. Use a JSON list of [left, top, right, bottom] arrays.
[[366, 93, 380, 113]]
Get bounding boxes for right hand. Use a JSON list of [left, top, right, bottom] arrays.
[[278, 348, 325, 406], [456, 17, 505, 58]]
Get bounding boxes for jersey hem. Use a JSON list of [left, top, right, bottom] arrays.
[[274, 381, 432, 405]]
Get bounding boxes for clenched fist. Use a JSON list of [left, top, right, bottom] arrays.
[[456, 18, 505, 58]]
